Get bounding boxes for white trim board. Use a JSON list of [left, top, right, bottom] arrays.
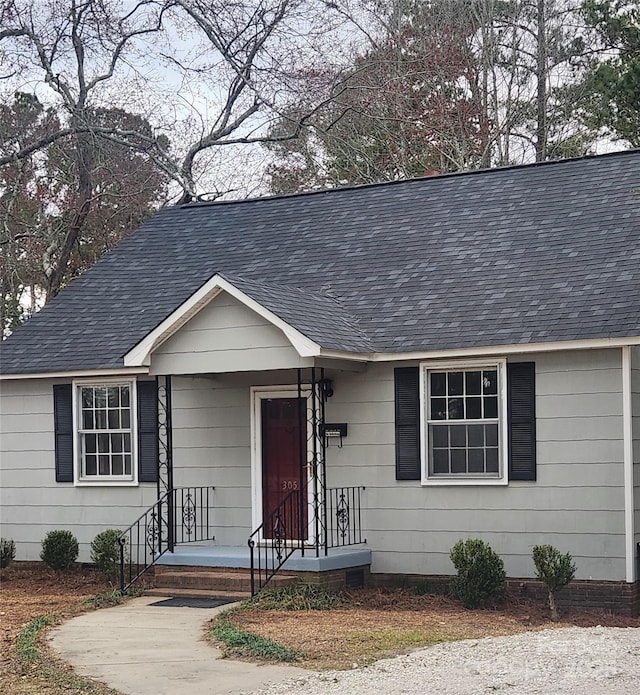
[[621, 346, 636, 583], [123, 275, 321, 367], [0, 367, 148, 382]]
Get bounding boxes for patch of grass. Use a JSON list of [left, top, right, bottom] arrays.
[[15, 615, 51, 664], [245, 583, 343, 611], [212, 612, 300, 662], [85, 589, 125, 609]]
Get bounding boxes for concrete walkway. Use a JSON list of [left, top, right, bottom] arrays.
[[49, 596, 307, 695]]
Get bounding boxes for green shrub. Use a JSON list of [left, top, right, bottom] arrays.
[[90, 529, 123, 583], [532, 544, 576, 621], [450, 538, 506, 608], [40, 530, 78, 570], [0, 537, 16, 569]]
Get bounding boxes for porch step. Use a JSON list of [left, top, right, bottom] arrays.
[[153, 566, 300, 594], [144, 587, 251, 601]]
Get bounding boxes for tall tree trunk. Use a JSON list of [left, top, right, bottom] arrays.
[[535, 0, 547, 161]]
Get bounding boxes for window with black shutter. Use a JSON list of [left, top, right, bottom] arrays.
[[52, 378, 158, 484], [394, 360, 536, 483]]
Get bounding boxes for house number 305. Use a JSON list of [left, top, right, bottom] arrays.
[[281, 480, 299, 490]]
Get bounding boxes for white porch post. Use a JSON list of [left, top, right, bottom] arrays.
[[622, 346, 636, 583]]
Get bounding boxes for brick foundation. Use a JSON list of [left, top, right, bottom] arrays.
[[369, 572, 640, 617]]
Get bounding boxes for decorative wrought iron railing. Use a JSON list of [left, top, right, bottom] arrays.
[[326, 486, 365, 549], [119, 485, 215, 591], [248, 484, 365, 595], [248, 482, 308, 595]]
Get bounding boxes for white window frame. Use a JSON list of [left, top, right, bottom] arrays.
[[420, 358, 508, 486], [72, 378, 138, 487]]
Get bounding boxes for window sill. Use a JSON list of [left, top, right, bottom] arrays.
[[74, 479, 138, 487], [421, 476, 508, 487]]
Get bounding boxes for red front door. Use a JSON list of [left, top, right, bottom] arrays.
[[261, 397, 307, 541]]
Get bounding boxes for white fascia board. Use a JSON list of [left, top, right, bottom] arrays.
[[0, 367, 148, 382], [123, 274, 321, 367], [318, 335, 640, 364], [621, 346, 636, 583]]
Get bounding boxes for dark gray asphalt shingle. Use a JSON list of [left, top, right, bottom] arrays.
[[1, 150, 639, 374]]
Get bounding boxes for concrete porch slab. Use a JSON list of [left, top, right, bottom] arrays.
[[156, 544, 371, 572]]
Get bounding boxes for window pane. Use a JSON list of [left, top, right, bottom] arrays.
[[432, 424, 448, 448], [468, 424, 484, 447], [124, 455, 132, 475], [121, 386, 130, 407], [432, 449, 449, 474], [448, 372, 463, 396], [448, 398, 464, 419], [95, 388, 107, 408], [465, 371, 481, 395], [121, 408, 130, 429], [466, 397, 481, 419], [486, 448, 499, 472], [484, 396, 498, 418], [431, 398, 447, 420], [430, 372, 446, 396], [82, 388, 93, 408], [123, 433, 131, 453], [107, 387, 119, 408], [108, 409, 120, 429], [451, 449, 466, 473], [483, 370, 497, 395], [486, 423, 498, 446], [99, 455, 110, 476], [112, 455, 123, 475], [98, 433, 110, 453], [95, 410, 107, 429], [85, 434, 97, 454], [111, 433, 123, 453], [468, 448, 484, 473], [85, 455, 97, 475], [82, 410, 94, 429], [450, 424, 466, 447]]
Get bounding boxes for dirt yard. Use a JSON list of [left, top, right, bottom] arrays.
[[0, 564, 118, 694], [224, 588, 640, 670]]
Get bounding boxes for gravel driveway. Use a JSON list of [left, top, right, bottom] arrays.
[[250, 627, 640, 695]]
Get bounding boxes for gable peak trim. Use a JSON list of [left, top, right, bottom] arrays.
[[123, 274, 321, 367]]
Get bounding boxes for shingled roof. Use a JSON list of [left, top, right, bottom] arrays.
[[1, 150, 639, 375]]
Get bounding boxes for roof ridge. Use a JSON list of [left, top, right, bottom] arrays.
[[180, 148, 640, 209]]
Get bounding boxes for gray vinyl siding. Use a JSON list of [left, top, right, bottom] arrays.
[[150, 293, 312, 375], [0, 379, 157, 562], [171, 375, 252, 546], [632, 347, 640, 558], [323, 348, 626, 581]]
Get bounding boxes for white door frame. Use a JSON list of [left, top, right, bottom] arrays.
[[250, 385, 315, 542]]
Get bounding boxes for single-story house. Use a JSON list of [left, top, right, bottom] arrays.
[[1, 150, 639, 612]]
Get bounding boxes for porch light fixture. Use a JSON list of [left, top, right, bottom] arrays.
[[319, 377, 334, 400]]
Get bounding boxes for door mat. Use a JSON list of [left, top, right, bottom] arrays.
[[151, 597, 235, 608]]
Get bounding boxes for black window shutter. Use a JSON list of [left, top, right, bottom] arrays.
[[53, 384, 74, 482], [137, 380, 159, 483], [394, 367, 421, 480], [507, 362, 537, 481]]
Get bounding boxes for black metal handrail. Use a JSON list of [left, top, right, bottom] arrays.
[[248, 482, 308, 595], [326, 486, 366, 549], [119, 485, 215, 591]]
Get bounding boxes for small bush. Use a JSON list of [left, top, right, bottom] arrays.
[[0, 537, 16, 569], [90, 529, 123, 583], [40, 530, 78, 570], [532, 544, 576, 621], [450, 538, 506, 608]]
